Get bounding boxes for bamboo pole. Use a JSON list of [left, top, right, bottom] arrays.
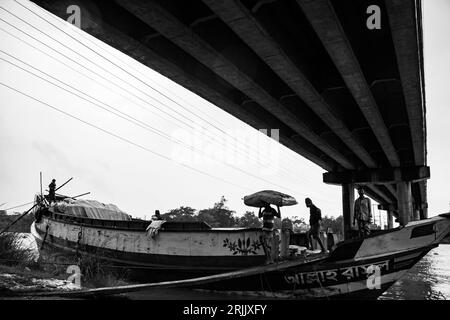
[[71, 192, 90, 199], [40, 172, 43, 199], [55, 177, 73, 192]]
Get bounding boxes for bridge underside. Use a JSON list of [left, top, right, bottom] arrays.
[[32, 0, 428, 228]]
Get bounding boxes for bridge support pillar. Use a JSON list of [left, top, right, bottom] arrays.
[[421, 197, 428, 220], [397, 181, 412, 226], [421, 206, 428, 220], [387, 210, 394, 229], [342, 183, 355, 240]]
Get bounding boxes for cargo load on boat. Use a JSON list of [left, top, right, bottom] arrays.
[[51, 198, 132, 221], [243, 190, 297, 207]]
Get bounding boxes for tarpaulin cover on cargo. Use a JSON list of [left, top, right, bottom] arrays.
[[243, 190, 297, 207], [53, 199, 132, 221]]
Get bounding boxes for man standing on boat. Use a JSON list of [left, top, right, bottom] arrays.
[[258, 202, 281, 264], [48, 179, 56, 204], [353, 186, 372, 237], [305, 198, 327, 253]]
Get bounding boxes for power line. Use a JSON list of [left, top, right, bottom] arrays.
[[0, 81, 258, 193], [0, 52, 180, 143], [12, 0, 317, 185], [3, 201, 34, 211], [67, 24, 315, 181], [16, 1, 264, 150], [0, 26, 325, 202], [0, 15, 196, 132], [0, 52, 311, 197], [2, 6, 226, 138], [0, 4, 337, 205], [6, 2, 313, 187], [0, 15, 302, 186], [0, 19, 266, 170]]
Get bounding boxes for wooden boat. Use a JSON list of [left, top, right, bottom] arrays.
[[31, 198, 267, 280], [30, 197, 450, 299]]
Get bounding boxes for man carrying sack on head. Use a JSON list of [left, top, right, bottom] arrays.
[[259, 202, 281, 264]]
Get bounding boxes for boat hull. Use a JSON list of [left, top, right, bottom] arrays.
[[31, 212, 267, 280], [193, 245, 434, 299]]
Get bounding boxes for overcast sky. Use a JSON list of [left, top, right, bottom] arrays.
[[0, 0, 449, 224]]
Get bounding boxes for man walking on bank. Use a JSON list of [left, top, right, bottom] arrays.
[[305, 198, 327, 253], [353, 186, 372, 237]]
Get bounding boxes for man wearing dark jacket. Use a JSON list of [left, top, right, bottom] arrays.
[[305, 198, 326, 253]]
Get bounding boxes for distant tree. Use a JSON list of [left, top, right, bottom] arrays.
[[273, 217, 283, 229], [0, 212, 34, 233], [321, 215, 343, 235], [236, 211, 262, 228], [197, 196, 236, 227], [235, 211, 307, 230], [289, 216, 305, 225], [161, 206, 198, 222], [160, 199, 331, 232]]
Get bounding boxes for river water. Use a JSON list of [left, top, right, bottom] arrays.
[[380, 244, 450, 300], [9, 234, 450, 300]]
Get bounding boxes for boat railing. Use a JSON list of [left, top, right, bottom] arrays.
[[46, 212, 261, 232]]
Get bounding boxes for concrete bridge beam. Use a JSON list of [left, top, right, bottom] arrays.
[[31, 0, 336, 171], [323, 166, 430, 185], [298, 0, 401, 167], [115, 0, 356, 170], [201, 0, 377, 169], [386, 0, 426, 167]]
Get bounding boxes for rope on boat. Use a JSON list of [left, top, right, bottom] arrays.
[[39, 225, 50, 251], [75, 228, 83, 257]]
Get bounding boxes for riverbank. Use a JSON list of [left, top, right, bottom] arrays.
[[0, 232, 130, 298], [0, 232, 79, 297], [0, 264, 79, 297]]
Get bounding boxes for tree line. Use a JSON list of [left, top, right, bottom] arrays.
[[160, 196, 343, 235]]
